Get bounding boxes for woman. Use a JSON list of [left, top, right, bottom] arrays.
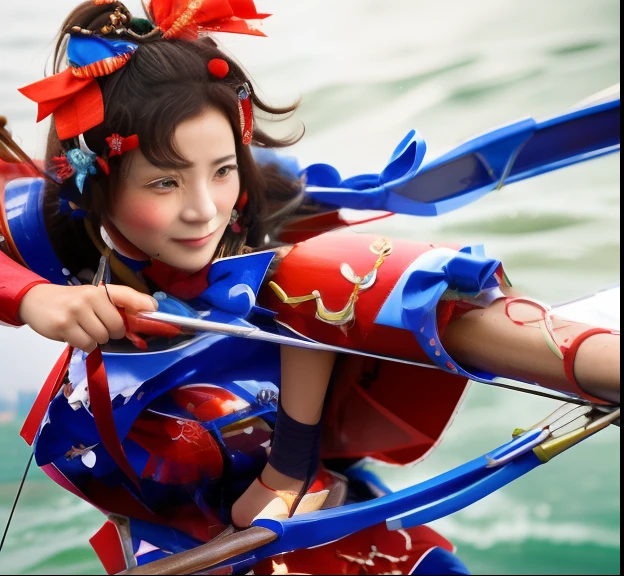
[[0, 0, 619, 571]]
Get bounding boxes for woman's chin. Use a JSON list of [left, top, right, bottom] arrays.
[[148, 233, 226, 272], [155, 249, 214, 273]]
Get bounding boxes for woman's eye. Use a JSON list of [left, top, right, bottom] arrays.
[[146, 178, 178, 191], [216, 164, 238, 179]]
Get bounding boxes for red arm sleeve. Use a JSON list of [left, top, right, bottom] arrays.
[[0, 250, 50, 326]]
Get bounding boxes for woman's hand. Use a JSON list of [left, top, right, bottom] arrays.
[[17, 283, 158, 353]]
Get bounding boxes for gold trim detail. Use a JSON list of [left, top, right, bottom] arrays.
[[269, 238, 392, 332], [162, 0, 203, 39], [71, 53, 133, 79]]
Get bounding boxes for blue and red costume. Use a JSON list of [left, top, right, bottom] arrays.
[[6, 153, 607, 574], [2, 148, 612, 573], [0, 163, 485, 573]]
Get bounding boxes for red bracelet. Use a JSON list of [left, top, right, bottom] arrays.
[[562, 328, 617, 405]]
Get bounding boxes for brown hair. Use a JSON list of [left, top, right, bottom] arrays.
[[41, 0, 305, 274]]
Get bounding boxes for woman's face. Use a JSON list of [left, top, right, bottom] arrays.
[[109, 107, 240, 273]]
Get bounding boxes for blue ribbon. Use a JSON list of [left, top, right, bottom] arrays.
[[67, 35, 138, 68], [400, 247, 501, 381], [102, 249, 275, 320], [401, 247, 501, 316], [150, 251, 277, 322], [197, 251, 275, 318]]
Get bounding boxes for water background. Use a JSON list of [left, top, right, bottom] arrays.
[[0, 1, 620, 574]]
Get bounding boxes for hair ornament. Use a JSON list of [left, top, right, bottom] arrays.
[[146, 0, 270, 41], [67, 36, 138, 78], [50, 156, 75, 182], [237, 82, 253, 145], [106, 133, 139, 156], [101, 6, 130, 34], [51, 148, 103, 192], [208, 58, 229, 78], [19, 1, 267, 140], [18, 36, 138, 140], [96, 157, 110, 176], [65, 149, 97, 193]]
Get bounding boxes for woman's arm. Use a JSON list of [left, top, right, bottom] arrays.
[[0, 250, 50, 326], [442, 287, 620, 404], [1, 249, 158, 351], [279, 345, 337, 424]]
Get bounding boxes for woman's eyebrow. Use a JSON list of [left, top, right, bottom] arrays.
[[210, 154, 237, 167], [135, 154, 237, 173]]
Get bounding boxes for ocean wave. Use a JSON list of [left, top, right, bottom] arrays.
[[428, 491, 620, 550], [431, 514, 621, 550]]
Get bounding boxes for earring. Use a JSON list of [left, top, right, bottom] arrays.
[[229, 191, 249, 234], [229, 209, 242, 233]]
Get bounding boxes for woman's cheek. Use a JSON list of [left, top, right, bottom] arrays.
[[117, 196, 173, 233]]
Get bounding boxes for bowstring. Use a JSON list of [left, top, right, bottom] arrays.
[[0, 452, 33, 553], [1, 255, 111, 555]]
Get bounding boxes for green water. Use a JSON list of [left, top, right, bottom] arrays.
[[0, 0, 620, 573]]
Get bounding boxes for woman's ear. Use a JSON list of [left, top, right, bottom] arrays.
[[101, 218, 151, 261]]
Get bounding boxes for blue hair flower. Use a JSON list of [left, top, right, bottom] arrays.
[[66, 149, 97, 193]]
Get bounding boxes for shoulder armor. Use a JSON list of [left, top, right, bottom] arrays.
[[1, 177, 67, 285]]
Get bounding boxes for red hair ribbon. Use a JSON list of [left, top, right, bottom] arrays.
[[18, 53, 133, 141], [18, 2, 266, 140], [18, 69, 103, 141], [106, 133, 140, 156], [147, 0, 270, 40]]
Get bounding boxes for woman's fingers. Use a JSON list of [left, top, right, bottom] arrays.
[[105, 284, 158, 312], [77, 311, 114, 346], [63, 325, 98, 353], [18, 283, 158, 351], [94, 284, 159, 342], [93, 288, 127, 340], [89, 284, 159, 345]]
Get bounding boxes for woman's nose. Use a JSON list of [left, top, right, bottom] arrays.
[[181, 186, 218, 222]]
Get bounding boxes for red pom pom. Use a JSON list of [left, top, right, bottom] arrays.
[[208, 58, 230, 79]]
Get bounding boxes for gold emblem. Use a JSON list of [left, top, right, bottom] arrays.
[[269, 238, 392, 332]]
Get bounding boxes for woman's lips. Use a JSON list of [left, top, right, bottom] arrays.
[[172, 233, 214, 248]]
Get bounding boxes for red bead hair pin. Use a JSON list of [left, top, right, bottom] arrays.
[[237, 83, 253, 146], [208, 58, 230, 79]]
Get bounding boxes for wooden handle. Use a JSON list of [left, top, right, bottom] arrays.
[[117, 526, 278, 575]]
